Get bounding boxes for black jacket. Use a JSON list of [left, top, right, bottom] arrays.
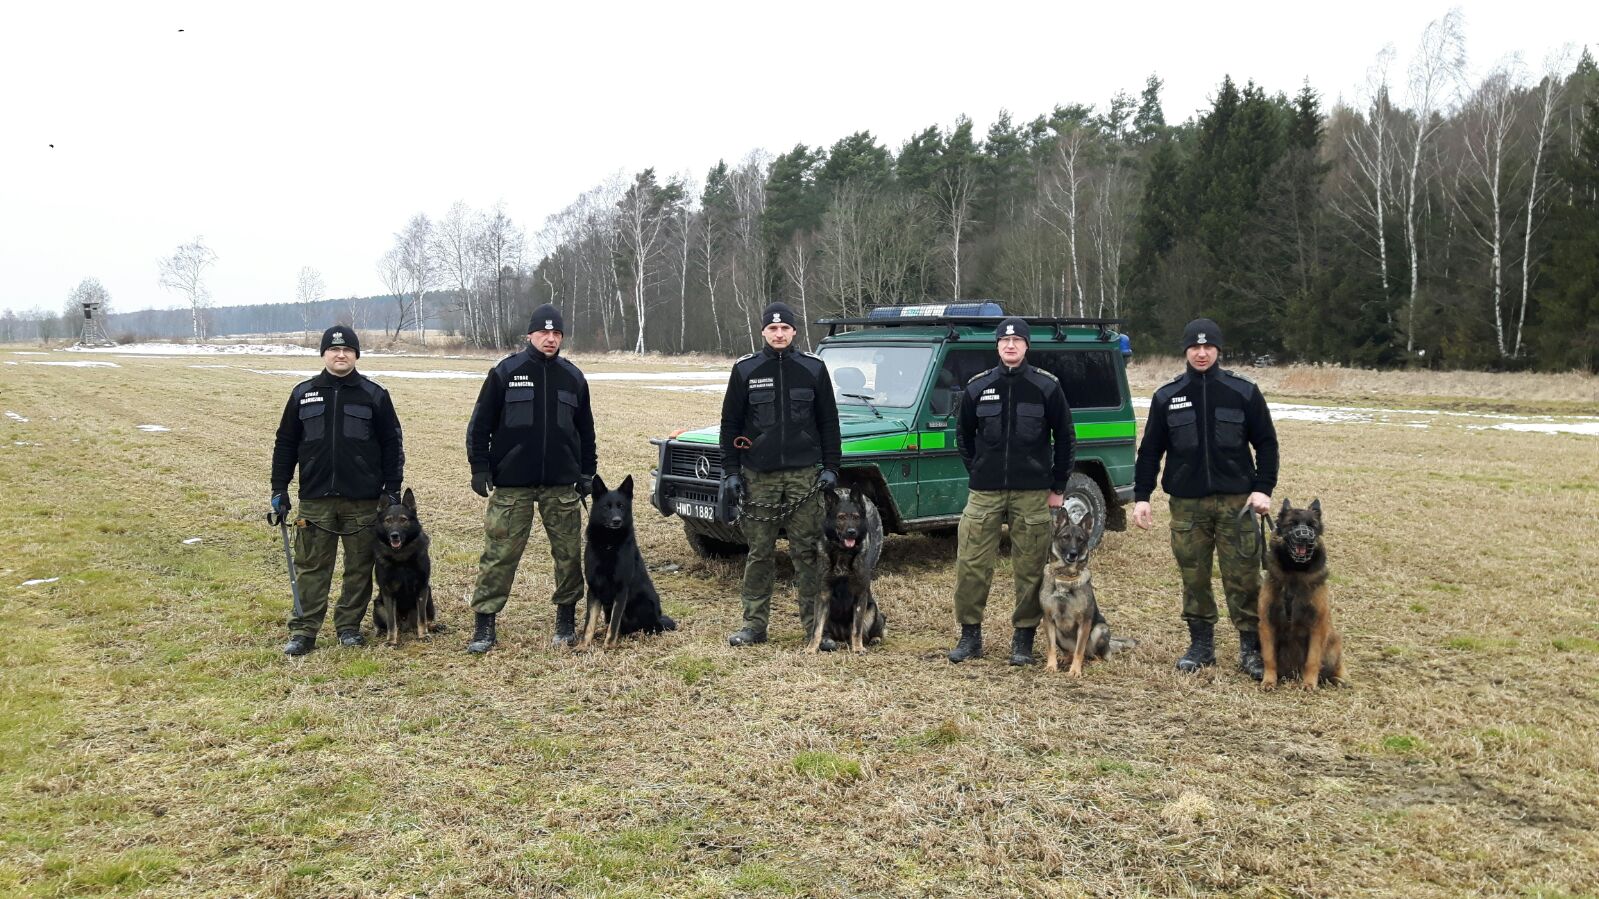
[[956, 362, 1075, 492], [271, 369, 404, 501], [1134, 365, 1278, 501], [466, 347, 597, 488], [720, 346, 842, 474]]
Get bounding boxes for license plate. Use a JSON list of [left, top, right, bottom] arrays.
[[681, 502, 716, 521]]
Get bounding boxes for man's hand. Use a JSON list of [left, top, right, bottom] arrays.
[[1247, 491, 1271, 516], [576, 474, 595, 499], [817, 469, 839, 491], [471, 471, 493, 498], [1047, 491, 1065, 510], [271, 493, 292, 517], [724, 473, 746, 500], [1132, 500, 1153, 530]]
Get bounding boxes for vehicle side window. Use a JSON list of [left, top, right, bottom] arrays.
[[932, 350, 994, 415], [1029, 350, 1123, 409]]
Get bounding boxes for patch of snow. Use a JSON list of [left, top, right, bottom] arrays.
[[12, 441, 39, 446], [182, 537, 203, 545], [365, 370, 481, 380], [69, 342, 319, 356], [22, 360, 120, 368], [137, 424, 171, 432], [186, 364, 232, 369], [4, 411, 27, 422], [3, 361, 14, 365], [20, 577, 59, 587], [1488, 422, 1599, 436], [644, 384, 725, 394], [10, 351, 48, 355], [587, 372, 727, 382]]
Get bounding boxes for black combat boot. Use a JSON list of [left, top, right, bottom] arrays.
[[947, 623, 983, 663], [465, 612, 497, 654], [727, 627, 768, 647], [1008, 626, 1037, 666], [551, 604, 577, 648], [1238, 630, 1266, 681], [282, 635, 316, 657], [337, 630, 365, 647], [1175, 619, 1216, 673]]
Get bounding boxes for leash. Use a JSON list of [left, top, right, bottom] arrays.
[[734, 476, 826, 524], [1236, 503, 1276, 571], [265, 510, 304, 619]]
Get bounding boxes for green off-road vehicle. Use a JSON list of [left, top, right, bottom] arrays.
[[648, 303, 1137, 557]]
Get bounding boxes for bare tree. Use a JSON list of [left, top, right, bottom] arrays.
[[295, 266, 325, 339], [433, 201, 484, 345], [376, 247, 409, 340], [475, 203, 526, 348], [1454, 63, 1524, 358], [1517, 47, 1575, 357], [1335, 49, 1400, 304], [727, 153, 770, 350], [932, 163, 979, 298], [1037, 125, 1092, 316], [1399, 8, 1467, 351], [780, 233, 815, 347], [396, 214, 435, 346], [158, 237, 217, 343]]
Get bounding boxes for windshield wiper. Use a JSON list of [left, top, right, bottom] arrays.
[[842, 392, 883, 418]]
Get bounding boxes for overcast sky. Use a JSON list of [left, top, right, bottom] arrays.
[[1, 0, 1591, 318]]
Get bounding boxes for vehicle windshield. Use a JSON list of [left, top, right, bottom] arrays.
[[818, 345, 934, 410]]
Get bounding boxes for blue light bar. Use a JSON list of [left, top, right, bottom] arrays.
[[867, 302, 1004, 320]]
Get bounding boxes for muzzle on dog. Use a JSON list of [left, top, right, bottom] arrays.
[[1282, 523, 1318, 563]]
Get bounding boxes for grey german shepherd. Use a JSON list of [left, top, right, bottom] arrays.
[[809, 487, 886, 653], [1042, 508, 1136, 675]]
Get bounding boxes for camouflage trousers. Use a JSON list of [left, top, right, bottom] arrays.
[[952, 489, 1052, 628], [288, 497, 378, 638], [738, 467, 825, 636], [1168, 494, 1260, 632], [470, 485, 584, 615]]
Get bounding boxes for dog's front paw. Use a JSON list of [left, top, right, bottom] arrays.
[[1261, 675, 1278, 691], [1300, 678, 1320, 692], [1067, 665, 1084, 678]]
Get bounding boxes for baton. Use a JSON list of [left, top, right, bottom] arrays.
[[267, 510, 304, 619]]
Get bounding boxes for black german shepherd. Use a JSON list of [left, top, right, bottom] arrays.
[[811, 487, 886, 654], [371, 488, 435, 645], [580, 475, 676, 648]]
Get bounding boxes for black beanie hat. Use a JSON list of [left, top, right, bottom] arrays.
[[1181, 318, 1222, 351], [760, 302, 798, 329], [320, 326, 360, 357], [528, 304, 565, 334], [996, 317, 1031, 344]]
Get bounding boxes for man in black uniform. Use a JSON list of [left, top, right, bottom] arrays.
[[949, 316, 1075, 665], [464, 304, 597, 653], [720, 302, 842, 648], [1132, 317, 1279, 679], [271, 326, 404, 656]]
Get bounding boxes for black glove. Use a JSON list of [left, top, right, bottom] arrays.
[[271, 492, 292, 517], [817, 469, 839, 491], [380, 490, 402, 508], [576, 474, 594, 499], [471, 470, 493, 498], [716, 473, 745, 525]]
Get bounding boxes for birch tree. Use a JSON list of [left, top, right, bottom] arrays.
[[1454, 63, 1524, 358], [396, 214, 435, 346], [433, 201, 484, 345], [158, 237, 216, 343], [376, 247, 409, 339], [1335, 49, 1399, 305], [1037, 124, 1092, 316], [1517, 48, 1575, 357], [1399, 8, 1466, 351], [476, 203, 525, 348], [295, 266, 325, 339]]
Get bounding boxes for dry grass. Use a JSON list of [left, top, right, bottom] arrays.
[[1, 348, 1597, 897], [1126, 356, 1599, 414]]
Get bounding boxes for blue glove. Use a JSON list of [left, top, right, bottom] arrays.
[[817, 469, 839, 491], [271, 493, 292, 516]]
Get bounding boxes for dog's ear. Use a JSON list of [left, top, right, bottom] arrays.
[[619, 474, 634, 497], [1310, 497, 1322, 519], [402, 487, 415, 510], [592, 474, 608, 497]]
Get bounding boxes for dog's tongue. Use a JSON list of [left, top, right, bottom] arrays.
[[844, 537, 857, 549], [390, 536, 404, 548]]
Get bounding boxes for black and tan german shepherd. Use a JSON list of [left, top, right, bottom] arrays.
[[580, 475, 676, 648], [1041, 507, 1135, 676], [372, 488, 435, 646], [1258, 498, 1344, 690], [810, 487, 886, 654]]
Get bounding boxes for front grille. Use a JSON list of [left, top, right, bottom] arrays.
[[665, 444, 725, 481]]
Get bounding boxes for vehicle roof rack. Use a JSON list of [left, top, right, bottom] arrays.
[[818, 309, 1125, 342]]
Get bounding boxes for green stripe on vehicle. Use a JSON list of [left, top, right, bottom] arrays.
[[844, 434, 915, 453], [1074, 421, 1136, 440]]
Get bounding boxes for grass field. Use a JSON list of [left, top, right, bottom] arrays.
[[1, 346, 1596, 898]]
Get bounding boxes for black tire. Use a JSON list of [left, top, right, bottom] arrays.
[[683, 523, 747, 559], [1061, 471, 1107, 553]]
